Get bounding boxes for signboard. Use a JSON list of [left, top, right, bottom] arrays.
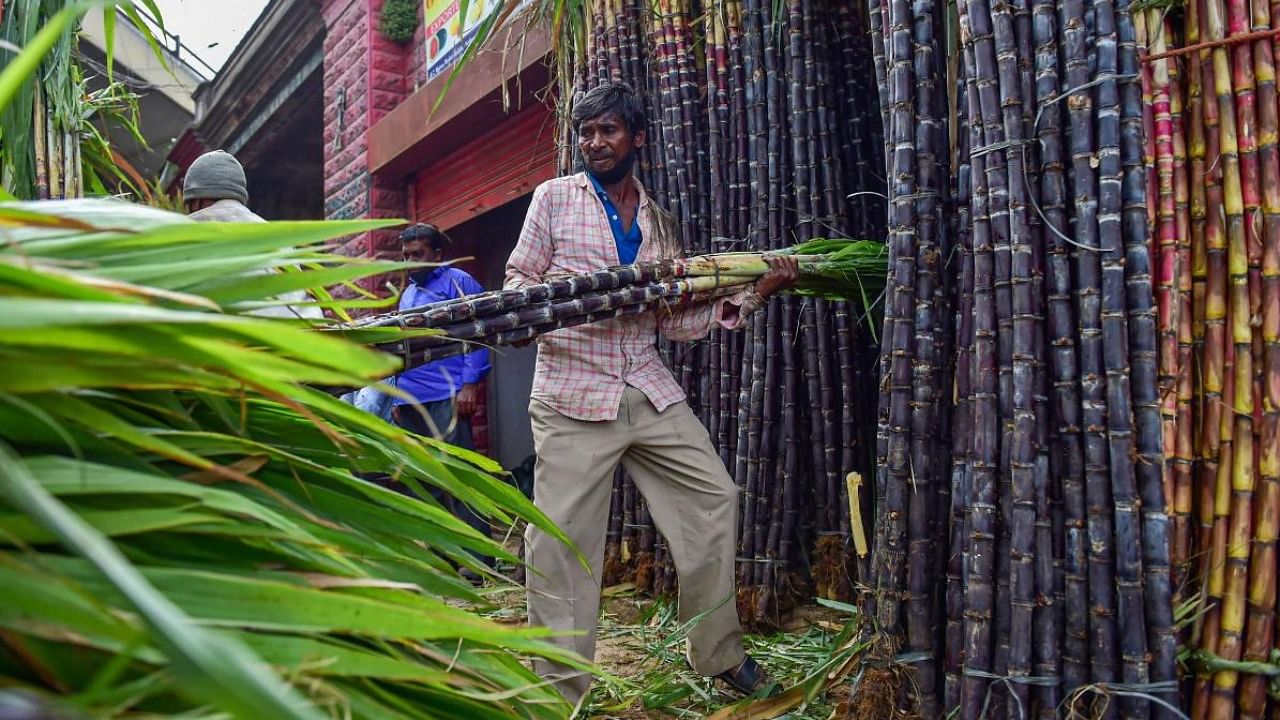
[[423, 0, 502, 80]]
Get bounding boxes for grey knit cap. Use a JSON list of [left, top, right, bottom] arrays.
[[183, 150, 248, 203]]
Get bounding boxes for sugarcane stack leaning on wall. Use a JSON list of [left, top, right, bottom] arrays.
[[561, 0, 889, 628], [859, 0, 1183, 713], [855, 0, 1280, 709]]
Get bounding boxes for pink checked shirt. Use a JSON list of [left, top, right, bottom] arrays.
[[505, 173, 752, 421]]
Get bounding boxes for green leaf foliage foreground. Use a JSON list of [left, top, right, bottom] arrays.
[[0, 199, 580, 719]]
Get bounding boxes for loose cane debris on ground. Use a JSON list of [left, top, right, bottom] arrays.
[[478, 584, 865, 719]]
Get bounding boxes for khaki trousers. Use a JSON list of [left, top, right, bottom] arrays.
[[525, 386, 746, 706]]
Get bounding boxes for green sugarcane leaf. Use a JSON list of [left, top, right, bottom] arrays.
[[0, 258, 219, 308], [0, 298, 259, 329], [192, 261, 426, 304], [33, 553, 585, 667], [0, 299, 400, 381], [0, 554, 151, 654], [238, 634, 456, 682], [0, 448, 328, 720], [0, 348, 239, 394], [0, 507, 230, 544], [95, 252, 310, 287], [103, 8, 117, 82], [121, 6, 169, 73], [36, 393, 220, 471], [3, 204, 396, 258], [294, 483, 512, 563]]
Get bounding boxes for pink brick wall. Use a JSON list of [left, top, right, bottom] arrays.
[[322, 0, 410, 263], [408, 6, 428, 89]]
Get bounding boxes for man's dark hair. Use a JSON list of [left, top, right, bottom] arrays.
[[571, 82, 647, 136], [399, 223, 447, 252]]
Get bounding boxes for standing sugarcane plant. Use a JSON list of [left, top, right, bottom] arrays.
[[1, 2, 167, 201]]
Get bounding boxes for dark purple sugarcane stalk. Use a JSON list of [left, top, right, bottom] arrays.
[[988, 0, 1038, 712], [726, 0, 750, 244], [352, 262, 683, 330], [775, 297, 801, 617], [834, 3, 863, 228], [872, 2, 897, 620], [672, 0, 695, 249], [944, 37, 974, 712], [650, 0, 679, 230], [739, 0, 768, 596], [762, 0, 785, 253], [676, 0, 709, 256], [604, 0, 623, 79], [905, 0, 945, 708], [1093, 0, 1151, 714], [739, 309, 767, 587], [400, 290, 719, 365], [741, 0, 767, 253], [805, 0, 836, 228], [1031, 0, 1069, 709], [869, 0, 891, 173], [1052, 0, 1093, 696], [816, 298, 842, 535], [834, 300, 861, 584], [724, 328, 741, 466], [800, 300, 829, 528], [1116, 0, 1176, 712], [1012, 1, 1056, 706], [1071, 0, 1121, 703], [756, 300, 782, 591], [959, 0, 999, 712], [734, 317, 757, 491], [965, 0, 1015, 712], [788, 0, 812, 244], [871, 0, 917, 649]]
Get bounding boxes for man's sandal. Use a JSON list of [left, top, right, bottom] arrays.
[[714, 655, 775, 696]]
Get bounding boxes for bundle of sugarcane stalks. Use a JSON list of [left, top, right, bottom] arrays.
[[857, 0, 1280, 709], [347, 241, 886, 364], [861, 0, 1184, 712]]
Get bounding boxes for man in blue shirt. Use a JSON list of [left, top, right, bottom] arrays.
[[394, 223, 494, 577]]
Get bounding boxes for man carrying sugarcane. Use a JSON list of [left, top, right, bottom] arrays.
[[505, 81, 799, 708], [394, 222, 495, 580]]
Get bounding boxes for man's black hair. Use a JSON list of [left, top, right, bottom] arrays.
[[399, 223, 447, 252], [571, 82, 647, 136]]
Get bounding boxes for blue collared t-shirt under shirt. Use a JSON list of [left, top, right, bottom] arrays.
[[394, 266, 491, 405], [588, 173, 643, 264]]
